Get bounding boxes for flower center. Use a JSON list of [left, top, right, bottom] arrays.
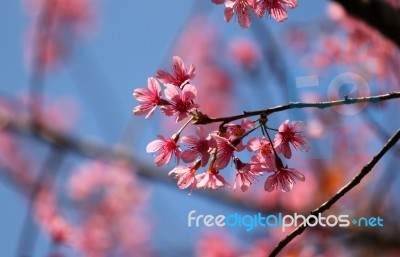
[[176, 100, 190, 112], [231, 126, 245, 138], [197, 140, 209, 152]]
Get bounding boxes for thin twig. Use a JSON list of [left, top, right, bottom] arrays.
[[15, 147, 65, 257], [194, 91, 400, 124], [268, 128, 400, 257]]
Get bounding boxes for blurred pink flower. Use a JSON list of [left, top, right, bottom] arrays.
[[229, 38, 261, 68], [146, 135, 181, 166], [161, 84, 198, 122], [35, 187, 73, 245], [156, 56, 195, 88], [133, 77, 162, 118], [196, 232, 238, 257], [274, 120, 309, 159], [68, 161, 151, 256], [18, 94, 79, 132], [24, 0, 96, 72]]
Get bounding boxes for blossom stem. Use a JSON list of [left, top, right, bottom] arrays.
[[265, 127, 278, 132], [261, 124, 280, 159], [268, 128, 400, 257], [173, 116, 194, 140]]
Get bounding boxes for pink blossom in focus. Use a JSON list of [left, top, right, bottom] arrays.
[[224, 118, 254, 151], [133, 77, 162, 118], [256, 0, 298, 22], [161, 84, 198, 122], [181, 127, 214, 166], [146, 135, 181, 166], [169, 160, 201, 191], [195, 168, 231, 190], [224, 0, 257, 28], [264, 158, 305, 192], [274, 120, 309, 159], [233, 157, 259, 192], [156, 56, 195, 88], [247, 136, 275, 170], [212, 134, 236, 169]]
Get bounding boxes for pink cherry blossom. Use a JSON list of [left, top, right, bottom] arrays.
[[247, 136, 275, 170], [34, 187, 73, 245], [133, 77, 162, 118], [156, 56, 195, 88], [68, 161, 151, 256], [146, 135, 181, 166], [24, 0, 95, 72], [169, 161, 201, 191], [161, 84, 199, 122], [224, 118, 254, 151], [264, 157, 305, 192], [233, 157, 259, 192], [180, 127, 214, 166], [212, 134, 237, 169], [195, 168, 231, 190], [256, 0, 298, 22], [224, 0, 257, 28], [274, 120, 309, 159]]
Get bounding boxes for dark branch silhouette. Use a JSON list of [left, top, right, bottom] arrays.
[[268, 128, 400, 257]]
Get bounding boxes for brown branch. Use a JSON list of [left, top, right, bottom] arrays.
[[195, 91, 400, 125], [331, 0, 400, 47], [268, 128, 400, 257]]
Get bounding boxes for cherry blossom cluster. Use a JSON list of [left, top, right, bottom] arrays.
[[211, 0, 298, 28], [133, 56, 309, 194], [34, 161, 151, 257], [24, 0, 95, 71]]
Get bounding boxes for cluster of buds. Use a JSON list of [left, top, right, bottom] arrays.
[[133, 56, 309, 194], [211, 0, 298, 28]]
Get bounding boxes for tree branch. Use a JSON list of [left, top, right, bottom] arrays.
[[331, 0, 400, 47], [195, 91, 400, 125], [268, 128, 400, 257]]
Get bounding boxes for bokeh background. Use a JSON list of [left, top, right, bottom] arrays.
[[1, 0, 400, 256]]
